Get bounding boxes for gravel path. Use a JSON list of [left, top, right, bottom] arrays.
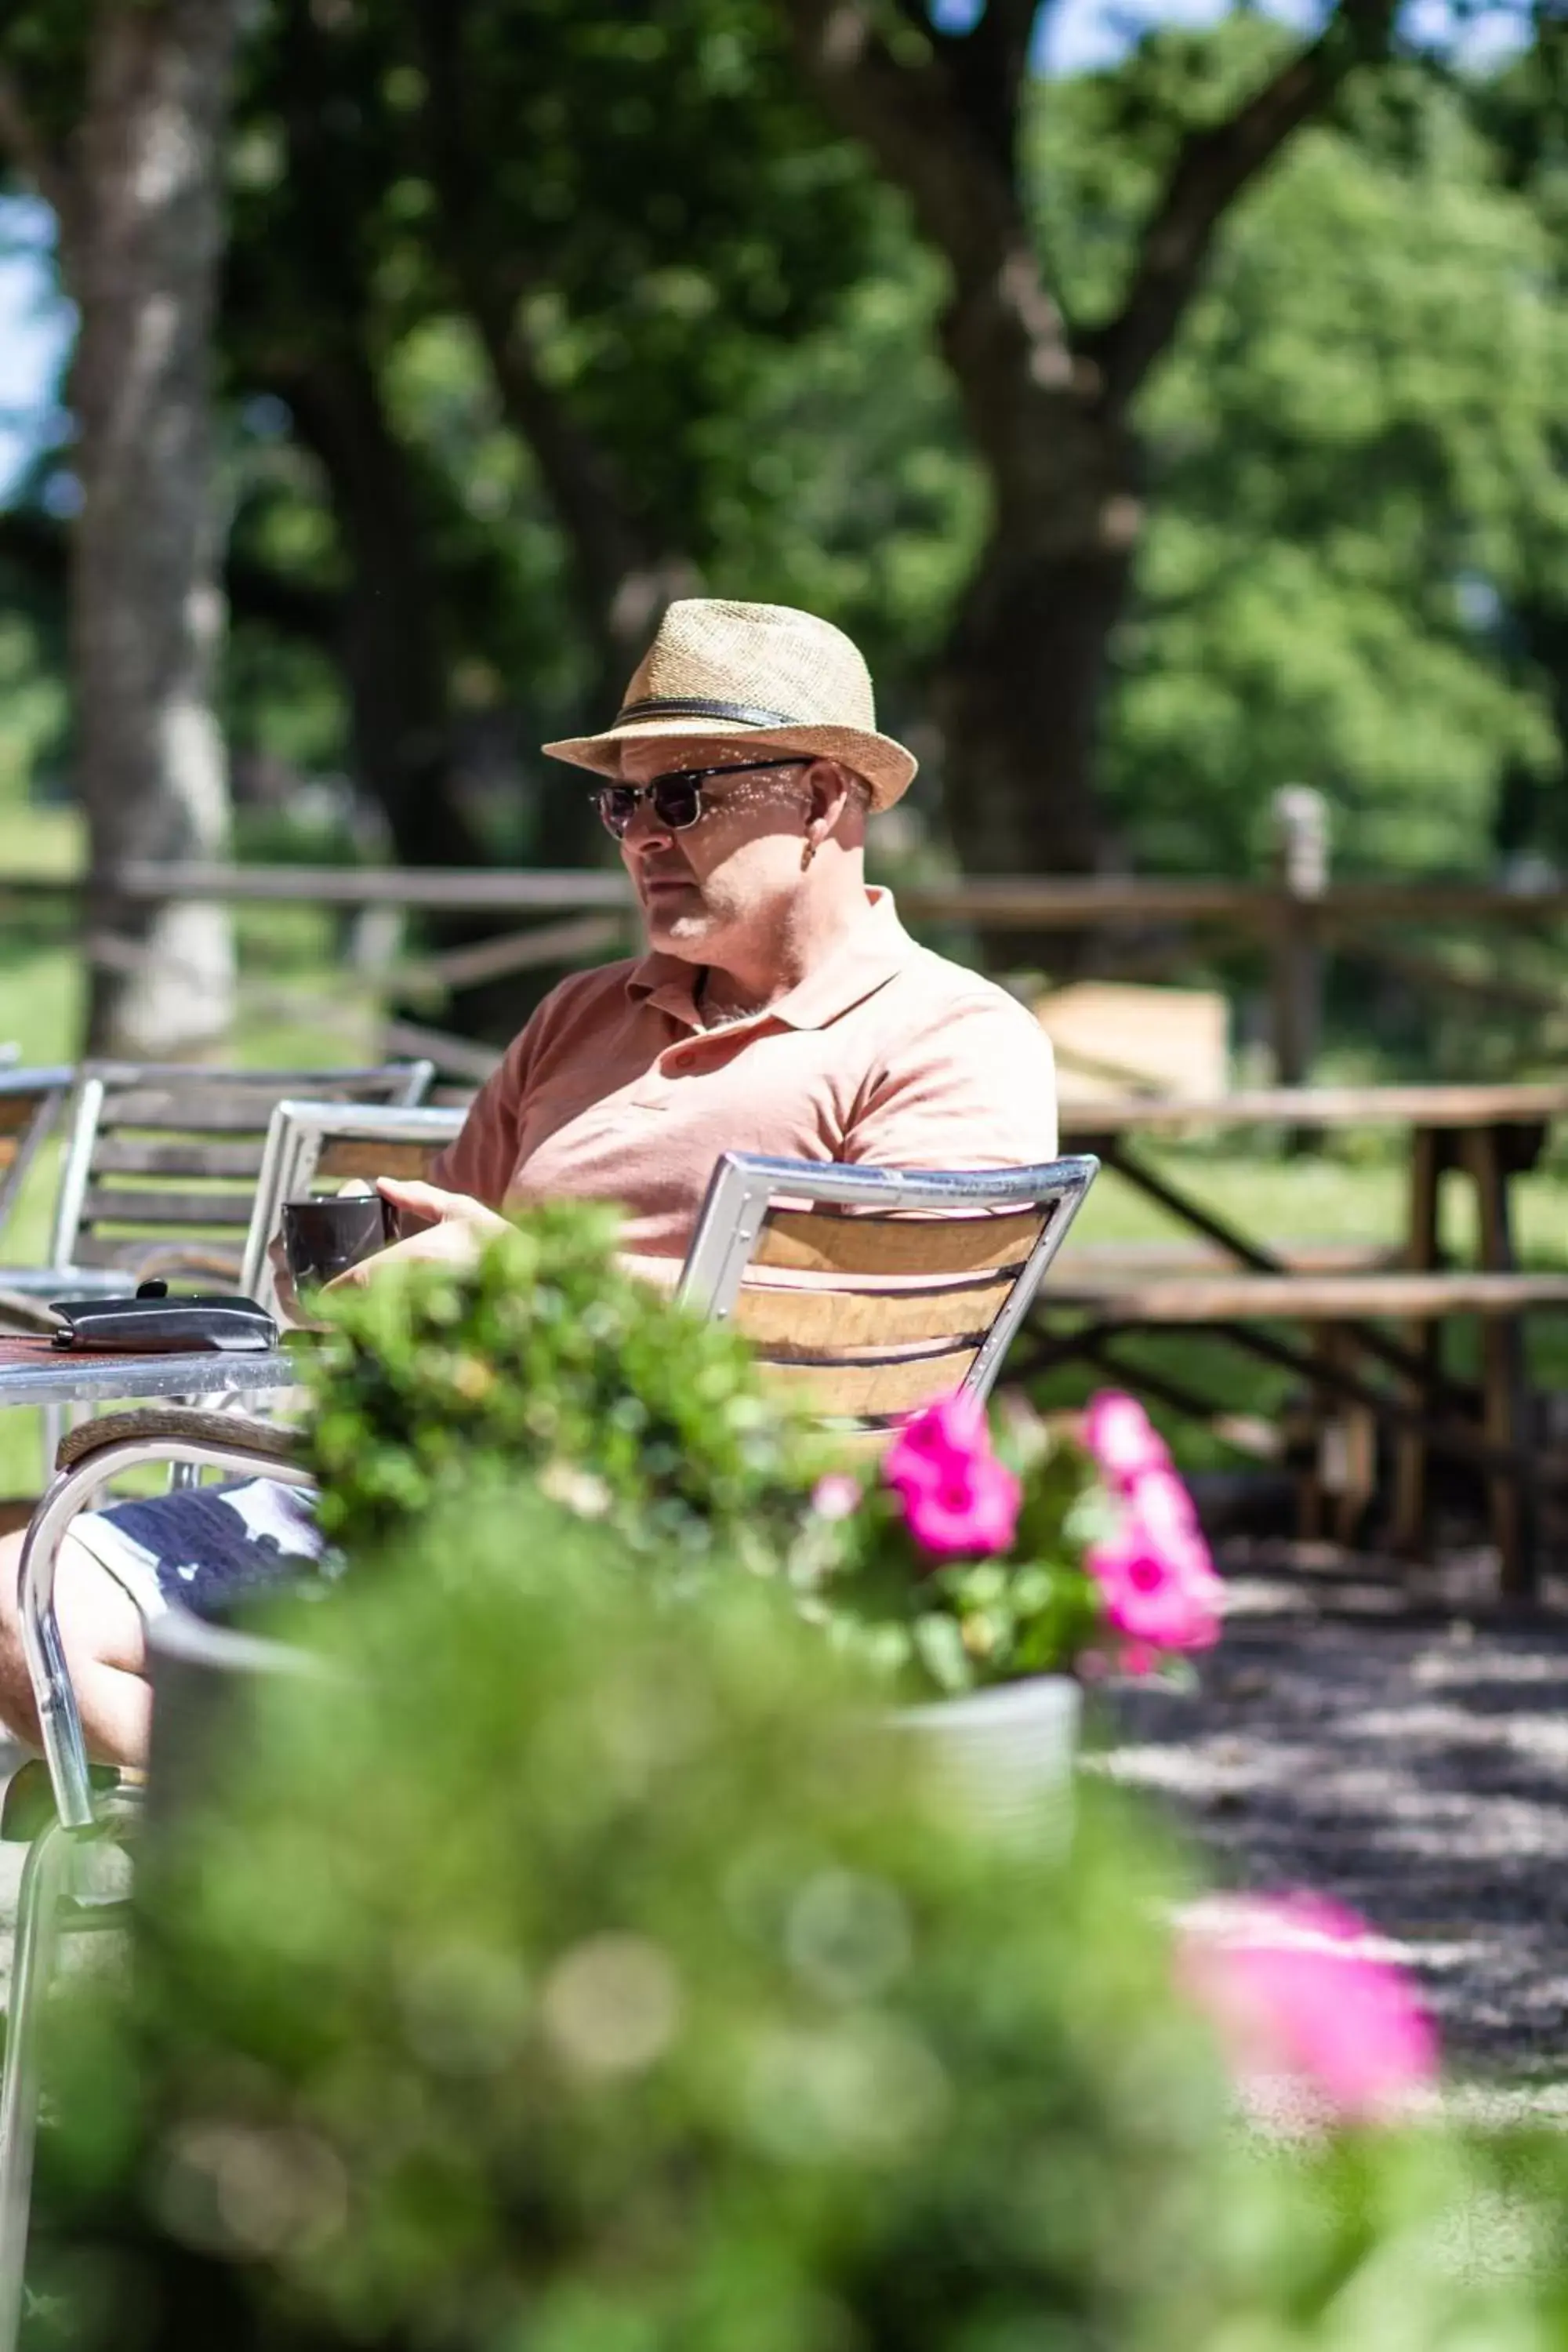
[[1104, 1539, 1568, 2085]]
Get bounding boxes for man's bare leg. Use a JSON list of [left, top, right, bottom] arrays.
[[0, 1527, 152, 1770]]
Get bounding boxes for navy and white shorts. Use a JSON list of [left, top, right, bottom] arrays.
[[69, 1480, 327, 1624]]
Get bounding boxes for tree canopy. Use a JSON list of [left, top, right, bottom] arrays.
[[0, 0, 1563, 948]]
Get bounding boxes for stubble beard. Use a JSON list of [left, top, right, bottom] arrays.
[[646, 895, 720, 959]]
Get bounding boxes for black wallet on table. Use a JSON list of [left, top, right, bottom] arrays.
[[48, 1280, 278, 1354]]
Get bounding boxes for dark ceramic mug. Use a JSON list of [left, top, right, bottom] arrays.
[[280, 1193, 393, 1291]]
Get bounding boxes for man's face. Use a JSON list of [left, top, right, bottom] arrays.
[[612, 739, 818, 962]]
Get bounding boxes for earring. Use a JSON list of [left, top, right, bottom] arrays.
[[800, 837, 817, 872]]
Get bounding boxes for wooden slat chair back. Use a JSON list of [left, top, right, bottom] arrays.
[[241, 1099, 468, 1316], [677, 1152, 1099, 1428], [48, 1061, 436, 1287], [0, 1071, 72, 1250]]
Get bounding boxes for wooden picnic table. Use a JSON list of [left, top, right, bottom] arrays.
[[1047, 1081, 1568, 1595]]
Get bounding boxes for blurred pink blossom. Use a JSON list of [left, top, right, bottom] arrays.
[[1133, 1463, 1206, 1557], [811, 1472, 863, 1522], [884, 1393, 989, 1494], [1087, 1494, 1222, 1653], [900, 1451, 1022, 1559], [884, 1395, 1021, 1559], [1083, 1391, 1172, 1489], [1179, 1893, 1439, 2126]]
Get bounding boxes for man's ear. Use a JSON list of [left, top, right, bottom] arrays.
[[805, 759, 855, 845]]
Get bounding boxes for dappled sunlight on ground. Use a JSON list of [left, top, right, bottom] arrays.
[[1104, 1544, 1568, 2085]]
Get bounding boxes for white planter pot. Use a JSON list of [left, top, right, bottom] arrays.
[[893, 1673, 1080, 1849]]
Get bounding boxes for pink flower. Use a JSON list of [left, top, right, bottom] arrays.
[[884, 1395, 1021, 1560], [899, 1451, 1022, 1559], [1087, 1493, 1222, 1653], [1083, 1391, 1172, 1490], [811, 1472, 863, 1522], [1180, 1894, 1439, 2126], [883, 1393, 991, 1497], [1132, 1464, 1205, 1555]]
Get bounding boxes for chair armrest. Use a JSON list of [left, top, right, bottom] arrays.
[[127, 1243, 245, 1287], [25, 1409, 314, 1833], [0, 1290, 62, 1337], [55, 1406, 307, 1475]]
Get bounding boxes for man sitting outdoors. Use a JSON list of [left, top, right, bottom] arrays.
[[0, 599, 1058, 1766]]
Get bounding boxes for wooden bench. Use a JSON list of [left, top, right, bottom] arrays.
[[1048, 1271, 1568, 1323], [1045, 1082, 1568, 1595], [1028, 1265, 1568, 1588]]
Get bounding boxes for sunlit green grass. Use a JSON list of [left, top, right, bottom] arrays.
[[0, 800, 84, 878]]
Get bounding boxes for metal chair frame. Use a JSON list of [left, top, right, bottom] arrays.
[[0, 1065, 436, 1490], [240, 1099, 467, 1319], [0, 1060, 436, 1303], [0, 1428, 319, 2346], [0, 1148, 1097, 2339], [679, 1151, 1098, 1411], [0, 1074, 73, 1269]]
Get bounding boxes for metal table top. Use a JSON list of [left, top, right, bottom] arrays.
[[0, 1335, 302, 1407]]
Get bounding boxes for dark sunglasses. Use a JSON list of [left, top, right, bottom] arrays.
[[593, 757, 811, 840]]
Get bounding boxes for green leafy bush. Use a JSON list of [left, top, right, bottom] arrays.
[[26, 1497, 1568, 2351], [45, 1202, 1535, 2351], [29, 1498, 1227, 2350], [301, 1207, 1228, 1703], [303, 1201, 820, 1569]]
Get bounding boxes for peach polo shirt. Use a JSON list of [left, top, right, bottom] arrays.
[[430, 887, 1058, 1263]]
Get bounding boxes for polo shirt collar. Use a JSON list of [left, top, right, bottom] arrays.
[[626, 886, 914, 1033]]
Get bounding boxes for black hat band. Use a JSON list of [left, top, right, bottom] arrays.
[[613, 695, 802, 729]]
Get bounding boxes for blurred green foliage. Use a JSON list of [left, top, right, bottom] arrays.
[[304, 1202, 820, 1566], [204, 9, 1568, 880], [25, 1516, 1226, 2350], [21, 1487, 1568, 2350], [15, 1152, 1568, 2343], [0, 8, 1560, 887], [1099, 64, 1568, 873]]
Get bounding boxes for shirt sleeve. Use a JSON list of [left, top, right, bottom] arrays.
[[427, 1014, 543, 1207], [844, 991, 1058, 1171]]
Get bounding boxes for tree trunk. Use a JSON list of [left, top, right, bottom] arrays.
[[401, 0, 695, 873], [938, 530, 1134, 882], [935, 322, 1142, 953], [282, 353, 566, 1042], [279, 354, 488, 879], [70, 0, 241, 1056]]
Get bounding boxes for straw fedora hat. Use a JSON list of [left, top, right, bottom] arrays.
[[542, 599, 917, 811]]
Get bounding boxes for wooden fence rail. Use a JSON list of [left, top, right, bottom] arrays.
[[9, 830, 1566, 1095], [5, 861, 1568, 931]]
